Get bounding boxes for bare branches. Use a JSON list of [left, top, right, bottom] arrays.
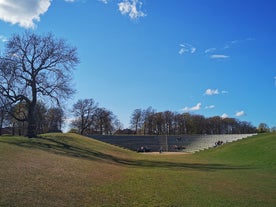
[[0, 32, 79, 137]]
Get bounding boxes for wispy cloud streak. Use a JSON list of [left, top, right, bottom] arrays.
[[204, 88, 228, 96], [210, 54, 229, 59], [98, 0, 109, 4], [182, 103, 202, 112], [205, 38, 254, 60], [223, 38, 254, 49], [205, 105, 215, 109], [179, 43, 196, 55], [235, 110, 245, 117], [204, 48, 216, 54], [204, 89, 219, 96]]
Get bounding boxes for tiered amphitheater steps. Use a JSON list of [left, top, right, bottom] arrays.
[[88, 134, 257, 153]]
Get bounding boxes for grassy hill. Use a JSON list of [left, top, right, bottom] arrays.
[[0, 133, 275, 207]]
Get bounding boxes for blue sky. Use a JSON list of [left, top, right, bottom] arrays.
[[0, 0, 276, 129]]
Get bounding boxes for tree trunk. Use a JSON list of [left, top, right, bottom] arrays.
[[27, 75, 38, 138], [27, 103, 37, 138], [0, 116, 3, 136]]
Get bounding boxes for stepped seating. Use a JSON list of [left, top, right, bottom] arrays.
[[88, 134, 257, 153], [176, 134, 257, 153], [89, 135, 161, 151]]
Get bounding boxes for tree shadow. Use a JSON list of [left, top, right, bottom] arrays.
[[0, 136, 252, 172]]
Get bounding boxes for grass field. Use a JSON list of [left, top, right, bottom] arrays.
[[0, 133, 275, 207]]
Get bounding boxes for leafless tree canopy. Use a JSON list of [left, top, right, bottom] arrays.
[[71, 99, 98, 135], [129, 108, 257, 135], [0, 32, 79, 137], [70, 98, 122, 135]]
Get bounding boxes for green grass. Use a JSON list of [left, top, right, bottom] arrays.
[[0, 133, 275, 207]]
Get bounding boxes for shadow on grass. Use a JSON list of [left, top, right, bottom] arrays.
[[0, 136, 251, 172]]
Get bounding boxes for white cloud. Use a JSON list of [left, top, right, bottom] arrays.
[[235, 110, 245, 117], [205, 105, 215, 109], [274, 76, 276, 86], [182, 103, 202, 112], [178, 47, 186, 55], [118, 0, 146, 20], [64, 0, 76, 2], [210, 54, 229, 59], [205, 38, 254, 59], [98, 0, 109, 3], [221, 113, 228, 119], [0, 0, 51, 29], [223, 40, 238, 49], [204, 89, 219, 96], [190, 47, 196, 54], [204, 48, 216, 54], [223, 38, 254, 50], [179, 43, 196, 55], [0, 35, 8, 42]]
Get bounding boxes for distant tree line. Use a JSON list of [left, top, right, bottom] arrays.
[[0, 96, 272, 136], [70, 99, 122, 135], [0, 100, 64, 136], [129, 107, 258, 135]]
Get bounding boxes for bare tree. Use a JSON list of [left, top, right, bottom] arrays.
[[113, 117, 123, 133], [173, 113, 186, 135], [0, 97, 9, 135], [142, 107, 156, 135], [258, 123, 270, 133], [271, 126, 276, 133], [91, 107, 115, 135], [46, 107, 64, 133], [130, 109, 143, 134], [163, 111, 175, 135], [71, 99, 98, 134], [0, 32, 79, 137]]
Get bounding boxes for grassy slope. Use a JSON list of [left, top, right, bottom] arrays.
[[0, 133, 275, 207]]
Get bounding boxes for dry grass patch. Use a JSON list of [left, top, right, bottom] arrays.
[[0, 135, 127, 207], [0, 133, 275, 207]]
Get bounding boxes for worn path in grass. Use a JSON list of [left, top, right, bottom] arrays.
[[0, 133, 275, 207]]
